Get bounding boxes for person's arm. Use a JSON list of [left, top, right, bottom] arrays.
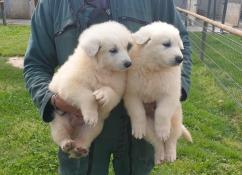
[[169, 0, 192, 101], [24, 0, 58, 122], [156, 0, 192, 101], [24, 0, 83, 122]]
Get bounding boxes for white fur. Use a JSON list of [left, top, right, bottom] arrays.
[[49, 21, 132, 158], [124, 22, 191, 164]]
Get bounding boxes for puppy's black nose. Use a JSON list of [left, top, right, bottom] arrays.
[[175, 56, 183, 64], [124, 61, 132, 68]]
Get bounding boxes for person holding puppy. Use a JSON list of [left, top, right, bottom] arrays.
[[24, 0, 192, 174]]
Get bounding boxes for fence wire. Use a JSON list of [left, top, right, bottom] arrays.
[[186, 17, 242, 56], [180, 13, 242, 108]]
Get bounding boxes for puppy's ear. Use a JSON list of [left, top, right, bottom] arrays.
[[179, 38, 184, 50], [132, 29, 150, 45], [80, 38, 101, 57]]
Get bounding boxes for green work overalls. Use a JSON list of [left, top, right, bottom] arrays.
[[24, 0, 192, 174]]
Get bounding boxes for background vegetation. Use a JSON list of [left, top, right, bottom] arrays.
[[0, 25, 241, 175]]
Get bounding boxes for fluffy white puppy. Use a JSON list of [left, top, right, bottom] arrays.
[[124, 22, 192, 164], [49, 21, 132, 158]]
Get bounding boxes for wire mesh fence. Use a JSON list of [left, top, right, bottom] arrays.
[[178, 9, 242, 108]]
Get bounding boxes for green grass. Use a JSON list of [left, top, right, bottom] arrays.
[[0, 25, 30, 56], [0, 58, 58, 175], [0, 25, 241, 174], [190, 32, 242, 107]]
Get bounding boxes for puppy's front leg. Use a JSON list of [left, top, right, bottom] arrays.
[[155, 97, 178, 141], [64, 87, 98, 126], [124, 95, 147, 139], [93, 86, 121, 119], [57, 82, 98, 126], [78, 88, 99, 126], [145, 118, 165, 164], [164, 137, 177, 162]]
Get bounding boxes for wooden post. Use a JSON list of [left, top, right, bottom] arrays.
[[0, 0, 6, 25]]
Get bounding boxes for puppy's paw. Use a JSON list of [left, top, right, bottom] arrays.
[[93, 88, 110, 106], [154, 144, 165, 165], [154, 153, 165, 165], [73, 146, 89, 158], [69, 147, 89, 159], [132, 122, 146, 139], [83, 111, 98, 126], [165, 150, 176, 162], [60, 139, 75, 153], [155, 123, 170, 141]]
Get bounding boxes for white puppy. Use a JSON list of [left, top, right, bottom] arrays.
[[124, 22, 192, 164], [49, 21, 132, 158]]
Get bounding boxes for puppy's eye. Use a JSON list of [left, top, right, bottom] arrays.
[[109, 48, 118, 54], [127, 42, 133, 51], [163, 42, 171, 48]]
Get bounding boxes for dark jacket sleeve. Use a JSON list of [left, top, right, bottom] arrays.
[[24, 0, 58, 122], [157, 0, 192, 101]]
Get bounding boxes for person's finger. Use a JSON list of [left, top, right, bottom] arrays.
[[54, 94, 81, 114], [73, 110, 83, 118]]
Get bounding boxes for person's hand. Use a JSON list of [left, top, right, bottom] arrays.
[[51, 94, 83, 118], [144, 102, 156, 118]]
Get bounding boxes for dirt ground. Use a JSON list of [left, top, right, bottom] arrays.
[[7, 57, 24, 69]]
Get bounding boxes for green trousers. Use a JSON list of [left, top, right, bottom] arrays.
[[58, 104, 154, 175]]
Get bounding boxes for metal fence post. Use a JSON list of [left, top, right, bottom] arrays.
[[185, 13, 188, 28], [238, 1, 242, 27], [0, 1, 6, 25], [200, 21, 208, 60], [221, 0, 229, 33], [34, 0, 38, 7], [212, 0, 217, 32], [200, 0, 212, 60]]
